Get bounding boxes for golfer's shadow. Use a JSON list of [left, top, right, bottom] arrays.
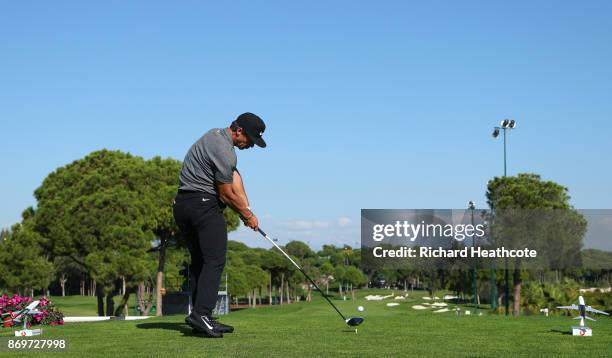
[[136, 322, 202, 337], [549, 329, 571, 335]]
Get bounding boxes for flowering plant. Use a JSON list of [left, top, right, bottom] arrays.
[[0, 294, 64, 328]]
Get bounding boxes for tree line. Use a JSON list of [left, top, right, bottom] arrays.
[[1, 151, 610, 316], [0, 150, 368, 315]]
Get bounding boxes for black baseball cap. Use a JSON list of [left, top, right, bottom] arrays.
[[236, 112, 267, 148]]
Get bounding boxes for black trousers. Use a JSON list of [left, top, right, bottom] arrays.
[[173, 191, 227, 316]]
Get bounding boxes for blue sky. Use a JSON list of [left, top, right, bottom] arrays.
[[1, 1, 611, 249]]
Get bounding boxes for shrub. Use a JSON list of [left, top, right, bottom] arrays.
[[0, 294, 64, 328]]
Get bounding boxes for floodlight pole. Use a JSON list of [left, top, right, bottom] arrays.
[[502, 126, 512, 316], [503, 127, 507, 176], [490, 261, 497, 310], [492, 119, 516, 316], [469, 201, 478, 308], [504, 126, 511, 315], [503, 127, 510, 316]]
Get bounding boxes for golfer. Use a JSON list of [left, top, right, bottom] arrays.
[[173, 112, 266, 338]]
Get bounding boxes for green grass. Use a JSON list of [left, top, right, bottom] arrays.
[[2, 289, 611, 357], [49, 295, 141, 316]]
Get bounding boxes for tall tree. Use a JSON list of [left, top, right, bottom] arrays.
[[53, 256, 84, 296], [334, 265, 346, 296], [318, 261, 334, 295], [0, 221, 53, 295], [318, 245, 344, 266], [285, 241, 315, 260], [260, 249, 285, 304], [34, 150, 156, 315], [0, 228, 10, 242], [244, 265, 268, 307], [343, 265, 367, 299], [142, 156, 181, 316], [486, 173, 586, 315]]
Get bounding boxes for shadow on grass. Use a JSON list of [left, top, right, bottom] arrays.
[[227, 306, 248, 312], [550, 329, 572, 335], [136, 322, 199, 337]]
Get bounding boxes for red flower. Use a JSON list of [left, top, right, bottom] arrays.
[[39, 298, 49, 307], [33, 314, 44, 322]]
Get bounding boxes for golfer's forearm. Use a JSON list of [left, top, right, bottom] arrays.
[[227, 192, 251, 218], [218, 185, 252, 218], [232, 170, 250, 207]]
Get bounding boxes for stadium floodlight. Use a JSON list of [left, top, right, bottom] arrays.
[[492, 127, 500, 138], [501, 119, 510, 127], [509, 119, 516, 128]]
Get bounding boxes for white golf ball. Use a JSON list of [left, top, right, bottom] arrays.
[[357, 306, 364, 312]]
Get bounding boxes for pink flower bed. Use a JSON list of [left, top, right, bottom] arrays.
[[0, 294, 64, 328]]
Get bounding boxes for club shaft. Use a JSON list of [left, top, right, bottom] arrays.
[[257, 228, 347, 321]]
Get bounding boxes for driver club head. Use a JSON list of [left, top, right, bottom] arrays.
[[345, 317, 364, 326]]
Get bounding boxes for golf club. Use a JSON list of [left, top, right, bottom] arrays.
[[257, 228, 364, 328]]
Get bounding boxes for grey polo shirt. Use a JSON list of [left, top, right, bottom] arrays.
[[179, 128, 236, 195]]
